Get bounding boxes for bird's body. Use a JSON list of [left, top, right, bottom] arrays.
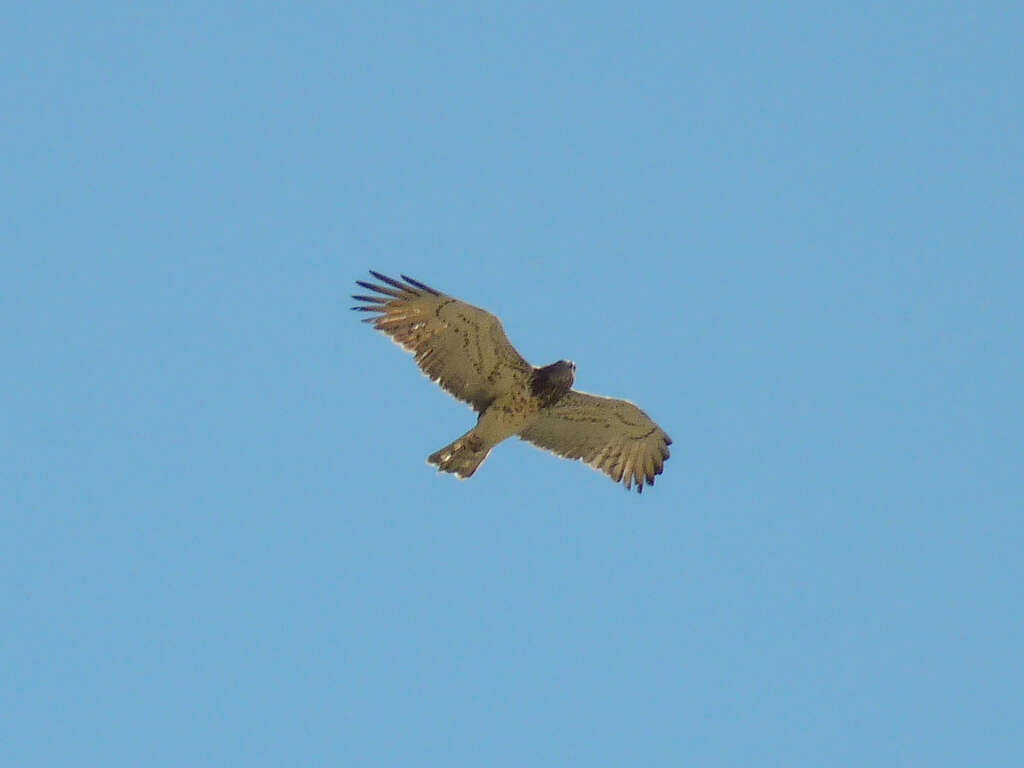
[[428, 360, 575, 478], [353, 272, 671, 492]]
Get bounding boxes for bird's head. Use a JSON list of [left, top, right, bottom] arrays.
[[548, 360, 576, 388], [561, 360, 577, 384], [531, 360, 575, 407]]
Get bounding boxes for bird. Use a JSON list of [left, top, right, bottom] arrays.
[[352, 271, 671, 492]]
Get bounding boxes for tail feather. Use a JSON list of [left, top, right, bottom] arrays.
[[428, 432, 490, 479]]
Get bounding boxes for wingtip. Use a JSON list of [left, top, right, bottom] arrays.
[[367, 271, 414, 293], [400, 274, 442, 295]]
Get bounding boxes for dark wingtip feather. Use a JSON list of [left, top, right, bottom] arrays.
[[400, 274, 441, 295], [368, 271, 415, 293], [356, 280, 405, 299]]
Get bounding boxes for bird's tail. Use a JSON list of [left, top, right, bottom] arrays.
[[428, 430, 491, 479]]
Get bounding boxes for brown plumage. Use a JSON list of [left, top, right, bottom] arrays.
[[353, 272, 671, 492]]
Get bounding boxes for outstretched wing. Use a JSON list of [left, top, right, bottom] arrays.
[[517, 390, 671, 493], [353, 271, 532, 412]]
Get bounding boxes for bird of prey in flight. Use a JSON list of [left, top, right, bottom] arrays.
[[353, 272, 671, 492]]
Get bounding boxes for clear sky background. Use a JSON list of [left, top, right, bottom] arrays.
[[3, 2, 1022, 766]]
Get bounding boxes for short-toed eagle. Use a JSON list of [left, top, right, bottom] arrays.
[[353, 272, 671, 492]]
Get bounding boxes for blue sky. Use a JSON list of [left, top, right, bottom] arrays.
[[3, 1, 1022, 765]]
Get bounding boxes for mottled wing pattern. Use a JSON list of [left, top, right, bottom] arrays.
[[352, 272, 532, 412], [518, 391, 672, 493]]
